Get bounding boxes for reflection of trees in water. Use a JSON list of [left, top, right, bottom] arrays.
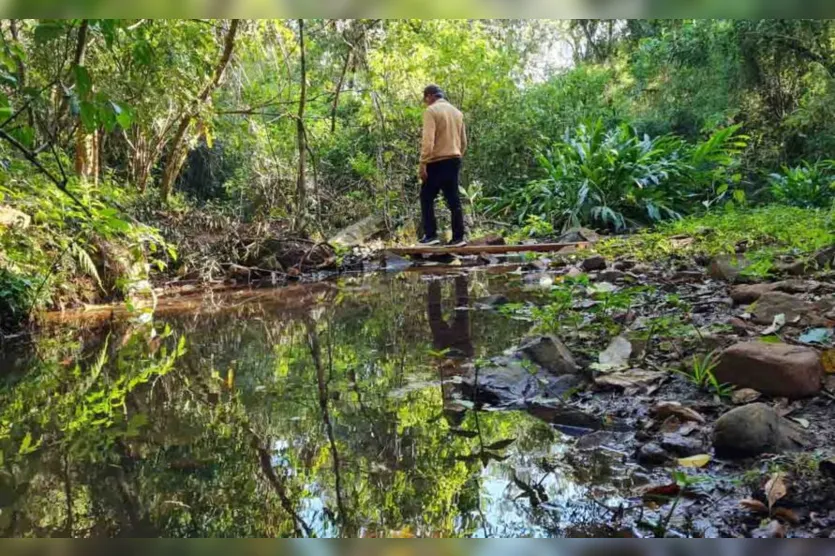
[[0, 273, 556, 537]]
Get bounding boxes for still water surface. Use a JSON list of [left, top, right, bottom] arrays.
[[1, 270, 634, 537]]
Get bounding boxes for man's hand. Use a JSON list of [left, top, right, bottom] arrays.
[[419, 165, 428, 183]]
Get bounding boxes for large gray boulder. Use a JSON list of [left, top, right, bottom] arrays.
[[713, 403, 807, 458], [714, 341, 822, 399]]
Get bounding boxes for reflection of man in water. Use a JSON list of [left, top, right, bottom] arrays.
[[426, 276, 474, 359], [427, 276, 474, 428]]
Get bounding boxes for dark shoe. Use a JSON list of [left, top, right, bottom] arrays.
[[417, 236, 440, 246], [447, 238, 468, 248]]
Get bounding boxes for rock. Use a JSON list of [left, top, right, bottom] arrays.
[[661, 433, 704, 457], [712, 403, 807, 458], [714, 341, 822, 399], [525, 258, 551, 271], [728, 317, 753, 334], [580, 255, 607, 272], [525, 400, 603, 430], [777, 259, 810, 276], [518, 335, 578, 375], [483, 294, 509, 307], [594, 368, 665, 391], [469, 234, 505, 246], [461, 359, 543, 405], [0, 206, 30, 229], [750, 291, 815, 325], [708, 254, 749, 282], [731, 388, 762, 405], [671, 270, 705, 282], [599, 269, 626, 282], [731, 283, 778, 304], [328, 213, 386, 246], [777, 279, 821, 294], [557, 227, 601, 244], [637, 443, 674, 466], [614, 259, 636, 271], [565, 266, 583, 278], [813, 245, 835, 268]]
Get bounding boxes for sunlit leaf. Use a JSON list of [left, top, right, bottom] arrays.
[[677, 454, 711, 468]]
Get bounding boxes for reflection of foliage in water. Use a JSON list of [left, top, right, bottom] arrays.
[[0, 273, 580, 537]]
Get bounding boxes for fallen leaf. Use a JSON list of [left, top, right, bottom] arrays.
[[739, 498, 769, 514], [594, 368, 665, 390], [677, 454, 711, 468], [822, 349, 835, 374], [798, 327, 833, 345], [765, 472, 787, 511], [732, 388, 762, 404], [599, 335, 632, 368], [761, 313, 786, 335], [790, 417, 810, 429], [652, 401, 706, 424], [640, 482, 680, 500], [773, 507, 800, 525]]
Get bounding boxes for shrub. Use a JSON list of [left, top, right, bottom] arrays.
[[768, 161, 835, 208], [489, 119, 746, 232]]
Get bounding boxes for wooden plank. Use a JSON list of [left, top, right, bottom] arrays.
[[386, 241, 591, 257]]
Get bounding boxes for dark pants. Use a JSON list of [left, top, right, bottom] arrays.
[[421, 157, 464, 241], [427, 276, 473, 358]]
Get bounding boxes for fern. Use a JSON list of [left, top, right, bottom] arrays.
[[70, 242, 104, 290]]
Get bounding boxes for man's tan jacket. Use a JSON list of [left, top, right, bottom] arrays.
[[420, 99, 467, 171]]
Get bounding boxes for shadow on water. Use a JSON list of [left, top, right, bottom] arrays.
[[0, 270, 634, 537]]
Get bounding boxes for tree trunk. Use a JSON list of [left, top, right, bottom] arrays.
[[160, 19, 240, 201], [72, 20, 95, 181], [330, 51, 351, 133], [294, 19, 308, 230]]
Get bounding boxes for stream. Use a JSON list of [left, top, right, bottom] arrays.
[[2, 269, 653, 537]]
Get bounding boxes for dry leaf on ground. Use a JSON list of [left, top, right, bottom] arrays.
[[765, 472, 787, 510], [822, 349, 835, 374], [739, 498, 768, 514], [652, 401, 706, 424]]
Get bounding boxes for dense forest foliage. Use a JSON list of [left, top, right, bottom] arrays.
[[2, 19, 835, 329]]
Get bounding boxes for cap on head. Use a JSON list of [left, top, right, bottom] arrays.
[[423, 84, 444, 99]]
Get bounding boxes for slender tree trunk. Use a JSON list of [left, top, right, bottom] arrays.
[[3, 20, 33, 128], [160, 19, 240, 201], [330, 50, 351, 133], [294, 19, 308, 230], [72, 20, 96, 182]]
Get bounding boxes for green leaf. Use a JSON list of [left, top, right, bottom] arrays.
[[73, 65, 92, 97], [10, 126, 35, 149], [79, 100, 97, 131], [34, 20, 66, 43], [0, 93, 11, 119]]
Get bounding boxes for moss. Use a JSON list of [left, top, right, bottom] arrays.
[[598, 205, 835, 276]]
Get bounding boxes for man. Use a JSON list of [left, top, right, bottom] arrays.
[[418, 84, 467, 247]]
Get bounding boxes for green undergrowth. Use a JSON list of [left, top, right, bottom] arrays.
[[598, 205, 835, 275]]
